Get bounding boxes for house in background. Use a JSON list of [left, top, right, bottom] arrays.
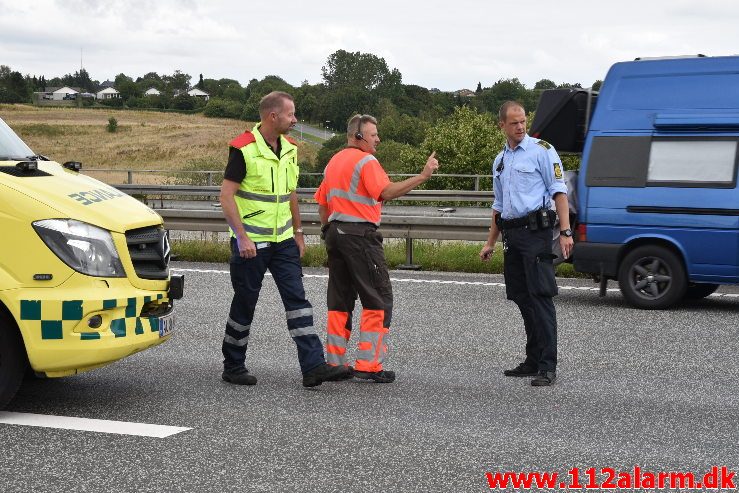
[[99, 80, 115, 89], [187, 88, 209, 101], [44, 86, 81, 100], [144, 87, 161, 96], [96, 87, 120, 100]]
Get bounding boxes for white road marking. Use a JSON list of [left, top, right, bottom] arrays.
[[172, 267, 739, 297], [171, 268, 617, 292], [0, 412, 190, 438]]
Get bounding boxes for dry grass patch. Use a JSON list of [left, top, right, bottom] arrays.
[[0, 105, 319, 185]]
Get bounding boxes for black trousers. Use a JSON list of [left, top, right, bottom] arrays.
[[502, 226, 558, 371]]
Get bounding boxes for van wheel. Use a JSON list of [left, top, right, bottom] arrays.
[[685, 283, 719, 300], [618, 245, 687, 309], [0, 313, 26, 409]]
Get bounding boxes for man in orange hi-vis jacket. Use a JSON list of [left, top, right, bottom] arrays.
[[314, 114, 440, 383]]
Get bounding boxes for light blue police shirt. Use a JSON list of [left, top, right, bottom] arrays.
[[492, 134, 568, 220]]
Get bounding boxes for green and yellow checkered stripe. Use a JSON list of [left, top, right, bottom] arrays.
[[19, 294, 166, 340]]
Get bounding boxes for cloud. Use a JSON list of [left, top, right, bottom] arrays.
[[2, 0, 739, 91]]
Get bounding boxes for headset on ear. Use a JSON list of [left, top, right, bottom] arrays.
[[354, 117, 364, 141]]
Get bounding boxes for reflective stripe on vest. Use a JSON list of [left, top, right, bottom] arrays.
[[242, 218, 293, 236], [236, 190, 292, 203], [230, 126, 297, 243], [324, 152, 383, 225]]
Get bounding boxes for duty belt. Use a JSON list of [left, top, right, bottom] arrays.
[[496, 215, 530, 230]]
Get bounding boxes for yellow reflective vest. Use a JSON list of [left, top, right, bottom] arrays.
[[228, 123, 299, 243]]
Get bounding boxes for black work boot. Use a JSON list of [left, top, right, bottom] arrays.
[[333, 365, 355, 381], [503, 363, 538, 377], [531, 370, 556, 386], [354, 369, 396, 383], [222, 367, 257, 386], [302, 363, 351, 388]]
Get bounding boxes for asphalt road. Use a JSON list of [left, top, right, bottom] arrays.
[[2, 263, 738, 492]]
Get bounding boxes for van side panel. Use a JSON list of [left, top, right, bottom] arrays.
[[579, 56, 739, 288]]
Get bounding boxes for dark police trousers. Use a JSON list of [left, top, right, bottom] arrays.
[[222, 237, 325, 375], [502, 226, 558, 371]]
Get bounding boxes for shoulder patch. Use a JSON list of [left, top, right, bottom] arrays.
[[554, 162, 563, 179], [536, 140, 552, 150], [229, 131, 256, 149], [284, 135, 298, 146]]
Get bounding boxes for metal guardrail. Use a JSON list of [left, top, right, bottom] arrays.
[[111, 184, 494, 269], [87, 169, 494, 191], [114, 184, 494, 203]]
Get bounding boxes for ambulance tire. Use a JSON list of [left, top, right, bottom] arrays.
[[0, 312, 27, 409]]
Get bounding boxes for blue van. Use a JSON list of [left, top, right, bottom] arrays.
[[531, 55, 739, 309]]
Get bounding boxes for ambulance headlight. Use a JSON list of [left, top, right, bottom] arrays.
[[33, 219, 125, 277]]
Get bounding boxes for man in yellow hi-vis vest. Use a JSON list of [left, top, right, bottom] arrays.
[[219, 91, 350, 388]]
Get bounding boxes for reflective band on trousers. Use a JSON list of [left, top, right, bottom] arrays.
[[224, 334, 249, 347], [227, 317, 250, 332], [355, 331, 386, 362], [289, 326, 317, 338], [326, 311, 351, 366], [236, 190, 292, 203], [286, 307, 313, 320]]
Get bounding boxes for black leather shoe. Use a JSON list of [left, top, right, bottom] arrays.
[[354, 369, 396, 383], [531, 370, 556, 386], [503, 363, 538, 377], [222, 368, 257, 386], [302, 363, 351, 387]]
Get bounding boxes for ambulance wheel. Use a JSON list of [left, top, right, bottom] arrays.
[[0, 312, 26, 409], [618, 245, 687, 310]]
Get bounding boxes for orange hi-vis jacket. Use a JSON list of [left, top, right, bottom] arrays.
[[314, 147, 391, 225]]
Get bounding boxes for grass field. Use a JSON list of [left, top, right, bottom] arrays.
[[0, 104, 319, 183]]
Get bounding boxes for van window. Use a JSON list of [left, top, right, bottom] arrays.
[[648, 139, 737, 187]]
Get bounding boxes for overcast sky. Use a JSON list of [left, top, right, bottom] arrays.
[[1, 0, 737, 91]]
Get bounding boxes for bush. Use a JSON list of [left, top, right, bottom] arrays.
[[100, 98, 124, 108], [204, 97, 243, 119], [107, 117, 118, 133]]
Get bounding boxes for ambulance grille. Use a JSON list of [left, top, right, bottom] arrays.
[[125, 226, 170, 280]]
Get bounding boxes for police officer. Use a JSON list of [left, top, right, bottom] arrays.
[[219, 91, 350, 388], [479, 101, 573, 387]]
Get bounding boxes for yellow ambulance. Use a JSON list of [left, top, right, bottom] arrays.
[[0, 115, 183, 408]]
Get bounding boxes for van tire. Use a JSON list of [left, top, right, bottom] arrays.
[[684, 283, 719, 300], [618, 245, 687, 309], [0, 313, 27, 409]]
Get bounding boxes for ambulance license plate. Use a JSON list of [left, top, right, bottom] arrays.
[[158, 312, 174, 338]]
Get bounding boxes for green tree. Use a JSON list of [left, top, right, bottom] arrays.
[[172, 93, 195, 110], [163, 70, 191, 92], [592, 80, 603, 91], [204, 97, 243, 119], [0, 66, 30, 103], [117, 78, 142, 100], [378, 114, 428, 146], [399, 106, 502, 190], [137, 72, 164, 91], [322, 49, 401, 92], [222, 83, 246, 102], [534, 79, 557, 90]]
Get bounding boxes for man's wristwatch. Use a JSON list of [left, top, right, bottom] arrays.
[[294, 228, 304, 234], [560, 228, 573, 237]]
